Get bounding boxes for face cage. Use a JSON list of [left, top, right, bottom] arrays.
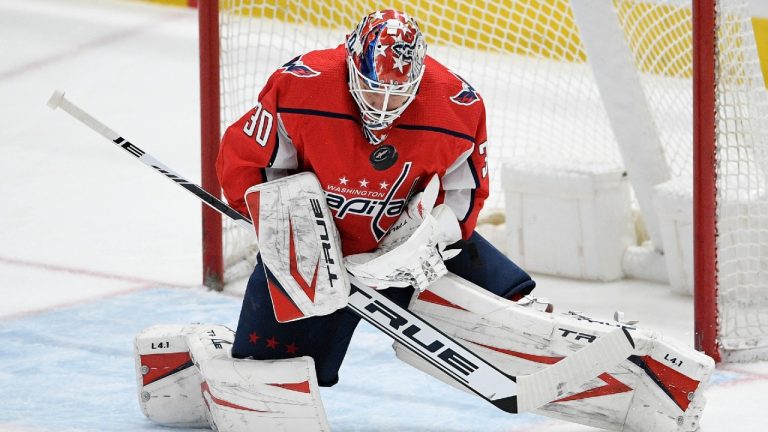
[[347, 56, 424, 131]]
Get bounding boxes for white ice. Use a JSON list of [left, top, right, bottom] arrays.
[[1, 0, 767, 431]]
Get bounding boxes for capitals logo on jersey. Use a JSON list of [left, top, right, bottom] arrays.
[[325, 162, 419, 241], [280, 55, 321, 78], [450, 71, 481, 106]]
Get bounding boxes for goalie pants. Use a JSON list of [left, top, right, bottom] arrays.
[[230, 231, 536, 386]]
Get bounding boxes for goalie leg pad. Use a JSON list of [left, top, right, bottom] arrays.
[[136, 324, 331, 432], [134, 324, 220, 427], [186, 325, 331, 432], [395, 273, 714, 432]]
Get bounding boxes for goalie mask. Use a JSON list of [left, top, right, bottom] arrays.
[[346, 10, 427, 145]]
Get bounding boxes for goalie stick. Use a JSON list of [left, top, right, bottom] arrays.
[[47, 90, 635, 414]]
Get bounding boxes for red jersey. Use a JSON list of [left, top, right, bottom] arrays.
[[217, 46, 489, 255]]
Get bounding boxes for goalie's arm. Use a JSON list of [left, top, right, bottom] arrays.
[[440, 102, 490, 239], [217, 69, 297, 215]]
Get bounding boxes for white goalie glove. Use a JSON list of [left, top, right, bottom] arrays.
[[345, 175, 462, 292]]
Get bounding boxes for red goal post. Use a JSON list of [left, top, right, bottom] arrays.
[[692, 0, 718, 362], [198, 0, 768, 363], [199, 0, 223, 291]]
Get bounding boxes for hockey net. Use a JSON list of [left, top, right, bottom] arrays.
[[200, 0, 768, 362]]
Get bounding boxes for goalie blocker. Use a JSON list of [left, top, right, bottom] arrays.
[[243, 172, 349, 323]]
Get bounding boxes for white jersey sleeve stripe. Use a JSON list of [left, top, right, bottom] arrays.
[[271, 113, 299, 169], [441, 147, 477, 221], [264, 114, 299, 182], [442, 147, 475, 189], [444, 188, 473, 222]]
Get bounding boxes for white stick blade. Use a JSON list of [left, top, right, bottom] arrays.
[[516, 328, 634, 412]]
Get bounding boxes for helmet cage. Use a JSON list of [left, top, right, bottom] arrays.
[[347, 55, 424, 131]]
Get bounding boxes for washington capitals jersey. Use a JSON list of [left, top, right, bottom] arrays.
[[217, 46, 489, 256]]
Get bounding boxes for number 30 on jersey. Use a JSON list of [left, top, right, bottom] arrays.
[[243, 102, 274, 147]]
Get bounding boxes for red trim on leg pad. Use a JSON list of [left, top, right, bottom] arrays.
[[140, 352, 193, 386]]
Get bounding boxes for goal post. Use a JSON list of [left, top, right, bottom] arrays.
[[692, 0, 719, 362], [199, 0, 223, 291], [198, 0, 768, 362]]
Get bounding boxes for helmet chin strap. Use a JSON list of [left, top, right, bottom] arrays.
[[362, 122, 393, 145], [361, 94, 398, 145]]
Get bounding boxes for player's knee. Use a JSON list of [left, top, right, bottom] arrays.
[[446, 231, 536, 299], [317, 374, 340, 387], [503, 278, 536, 301]]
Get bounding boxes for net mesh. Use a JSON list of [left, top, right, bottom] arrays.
[[611, 0, 768, 360], [712, 1, 768, 360], [216, 0, 768, 359]]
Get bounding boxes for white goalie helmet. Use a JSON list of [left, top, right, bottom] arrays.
[[345, 10, 427, 144]]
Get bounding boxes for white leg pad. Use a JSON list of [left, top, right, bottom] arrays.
[[395, 273, 714, 432], [186, 326, 331, 432], [135, 324, 216, 427], [135, 324, 330, 432]]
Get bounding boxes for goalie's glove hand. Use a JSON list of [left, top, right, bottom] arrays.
[[347, 234, 448, 292], [344, 176, 462, 292]]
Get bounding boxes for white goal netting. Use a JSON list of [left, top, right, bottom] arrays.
[[214, 0, 768, 361]]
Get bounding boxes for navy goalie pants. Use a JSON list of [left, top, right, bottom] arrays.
[[230, 231, 536, 387]]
